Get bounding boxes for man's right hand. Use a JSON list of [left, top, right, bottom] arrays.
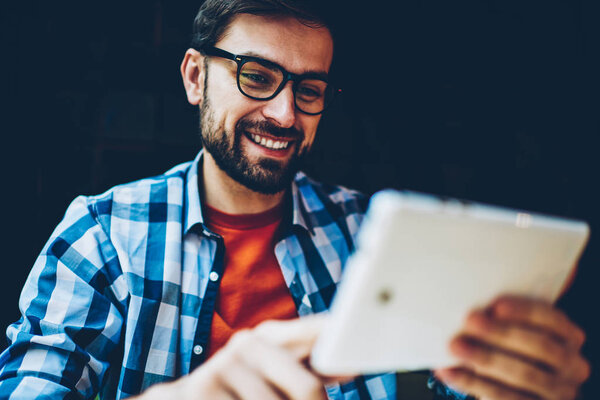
[[137, 315, 333, 400]]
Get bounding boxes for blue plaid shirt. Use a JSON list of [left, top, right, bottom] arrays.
[[0, 151, 466, 399]]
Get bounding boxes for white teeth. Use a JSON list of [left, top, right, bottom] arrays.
[[249, 133, 290, 150]]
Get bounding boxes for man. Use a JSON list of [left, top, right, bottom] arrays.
[[0, 1, 590, 399]]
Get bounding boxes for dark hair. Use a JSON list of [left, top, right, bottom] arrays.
[[190, 0, 335, 51]]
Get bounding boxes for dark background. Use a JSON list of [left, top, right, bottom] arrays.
[[2, 0, 599, 396]]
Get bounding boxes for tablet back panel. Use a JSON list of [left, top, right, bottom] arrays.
[[311, 190, 589, 375]]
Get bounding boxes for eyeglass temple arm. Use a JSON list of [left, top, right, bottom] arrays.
[[201, 46, 239, 62]]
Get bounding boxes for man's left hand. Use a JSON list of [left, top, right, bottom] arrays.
[[434, 296, 590, 400]]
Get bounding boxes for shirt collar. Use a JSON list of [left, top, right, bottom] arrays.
[[183, 150, 314, 235], [289, 173, 312, 233], [183, 150, 205, 234]]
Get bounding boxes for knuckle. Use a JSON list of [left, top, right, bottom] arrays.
[[295, 375, 325, 400], [566, 323, 585, 345], [254, 319, 281, 339], [557, 346, 573, 366], [577, 328, 586, 345], [299, 386, 326, 400], [540, 337, 568, 366], [520, 364, 564, 398], [559, 385, 578, 400], [453, 369, 475, 388], [256, 319, 278, 332], [503, 389, 531, 400], [578, 358, 591, 382], [516, 393, 536, 400], [539, 335, 559, 354], [474, 347, 493, 367], [487, 385, 507, 399], [228, 329, 254, 351], [521, 365, 545, 387], [203, 352, 230, 382], [481, 355, 494, 369], [303, 384, 327, 400]]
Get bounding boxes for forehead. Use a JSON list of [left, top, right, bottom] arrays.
[[216, 14, 334, 74]]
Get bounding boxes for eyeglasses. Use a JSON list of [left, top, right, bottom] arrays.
[[200, 46, 341, 115]]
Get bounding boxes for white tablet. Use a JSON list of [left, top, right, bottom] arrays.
[[310, 190, 589, 375]]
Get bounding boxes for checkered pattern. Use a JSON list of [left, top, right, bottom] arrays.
[[0, 151, 465, 399]]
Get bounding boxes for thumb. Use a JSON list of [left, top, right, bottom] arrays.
[[254, 314, 327, 359]]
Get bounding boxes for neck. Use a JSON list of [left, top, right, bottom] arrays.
[[200, 152, 286, 214]]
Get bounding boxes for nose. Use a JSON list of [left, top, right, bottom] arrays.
[[261, 82, 297, 128]]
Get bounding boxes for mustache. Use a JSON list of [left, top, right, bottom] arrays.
[[236, 119, 304, 141]]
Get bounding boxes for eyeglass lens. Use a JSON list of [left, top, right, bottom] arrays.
[[238, 61, 331, 114]]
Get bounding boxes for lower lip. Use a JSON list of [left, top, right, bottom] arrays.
[[243, 133, 294, 158]]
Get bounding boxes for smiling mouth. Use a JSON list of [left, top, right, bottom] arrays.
[[245, 131, 293, 151]]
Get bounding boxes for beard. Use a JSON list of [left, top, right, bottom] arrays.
[[199, 90, 308, 195]]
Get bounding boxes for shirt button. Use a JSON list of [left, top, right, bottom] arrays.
[[209, 271, 219, 282], [193, 345, 203, 355]]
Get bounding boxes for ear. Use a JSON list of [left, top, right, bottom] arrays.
[[180, 48, 206, 106]]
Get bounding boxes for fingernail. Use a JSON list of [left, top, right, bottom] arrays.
[[435, 368, 457, 382], [493, 299, 514, 317], [452, 339, 476, 358], [469, 311, 493, 332]]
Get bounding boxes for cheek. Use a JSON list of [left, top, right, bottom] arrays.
[[204, 70, 246, 130], [296, 131, 316, 156], [210, 90, 263, 134], [304, 132, 317, 146], [299, 118, 321, 149]]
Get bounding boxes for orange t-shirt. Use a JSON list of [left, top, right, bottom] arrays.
[[203, 202, 298, 359]]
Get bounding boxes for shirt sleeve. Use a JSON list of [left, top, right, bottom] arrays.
[[427, 373, 474, 400], [0, 196, 126, 399]]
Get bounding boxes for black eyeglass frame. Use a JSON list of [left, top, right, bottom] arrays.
[[199, 46, 341, 115]]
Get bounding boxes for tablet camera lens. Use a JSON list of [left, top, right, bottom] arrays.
[[377, 289, 393, 305]]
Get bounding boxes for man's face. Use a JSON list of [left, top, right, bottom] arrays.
[[195, 14, 334, 194]]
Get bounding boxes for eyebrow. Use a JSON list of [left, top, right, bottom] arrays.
[[240, 51, 330, 80]]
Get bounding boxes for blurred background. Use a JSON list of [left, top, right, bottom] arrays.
[[2, 0, 599, 396]]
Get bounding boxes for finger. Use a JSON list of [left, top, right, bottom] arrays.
[[179, 367, 237, 400], [564, 354, 592, 384], [253, 317, 355, 383], [435, 367, 539, 400], [218, 361, 282, 400], [490, 296, 586, 349], [317, 373, 357, 386], [449, 337, 579, 400], [462, 309, 577, 371], [460, 312, 592, 384], [230, 330, 328, 400], [254, 315, 327, 359]]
